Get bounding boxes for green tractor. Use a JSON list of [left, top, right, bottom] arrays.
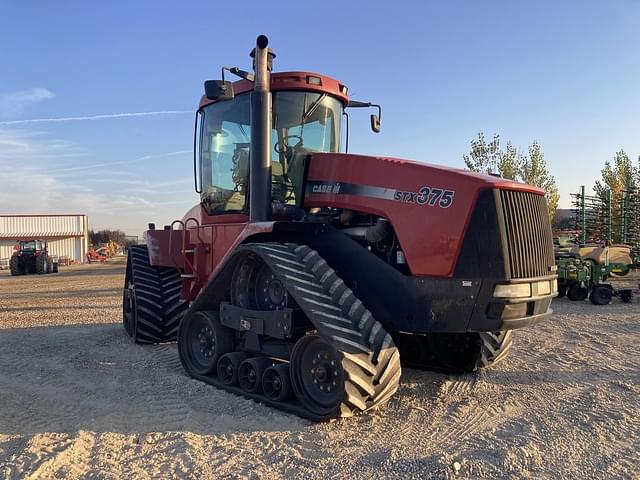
[[9, 240, 58, 276]]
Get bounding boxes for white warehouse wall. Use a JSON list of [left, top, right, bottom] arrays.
[[0, 214, 89, 263]]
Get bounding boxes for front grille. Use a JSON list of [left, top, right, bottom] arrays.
[[499, 190, 555, 279]]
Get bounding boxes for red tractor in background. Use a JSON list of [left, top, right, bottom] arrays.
[[10, 240, 58, 276], [123, 36, 557, 420]]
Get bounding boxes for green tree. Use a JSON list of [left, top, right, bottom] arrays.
[[463, 132, 501, 174], [498, 141, 520, 180], [519, 141, 560, 222], [593, 150, 636, 201], [592, 150, 638, 242], [464, 133, 559, 221]]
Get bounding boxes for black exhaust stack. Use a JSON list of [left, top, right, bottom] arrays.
[[249, 35, 275, 222]]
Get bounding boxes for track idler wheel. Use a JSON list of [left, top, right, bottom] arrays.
[[179, 311, 233, 376], [217, 352, 247, 386], [263, 364, 293, 401], [238, 357, 273, 393], [290, 334, 346, 417]]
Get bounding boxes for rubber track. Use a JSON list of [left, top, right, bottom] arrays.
[[127, 245, 187, 344], [185, 242, 402, 421], [476, 330, 513, 369]]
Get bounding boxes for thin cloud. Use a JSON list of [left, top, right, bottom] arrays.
[[53, 150, 191, 173], [0, 87, 55, 116], [0, 110, 191, 125], [0, 129, 88, 161]]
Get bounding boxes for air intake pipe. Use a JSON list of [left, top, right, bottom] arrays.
[[249, 35, 276, 222]]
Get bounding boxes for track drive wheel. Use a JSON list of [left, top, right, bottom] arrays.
[[263, 364, 293, 401], [567, 282, 588, 301], [179, 311, 233, 375], [589, 285, 612, 305], [9, 256, 21, 276]]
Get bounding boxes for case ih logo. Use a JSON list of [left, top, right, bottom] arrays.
[[312, 182, 341, 194], [306, 181, 455, 208]]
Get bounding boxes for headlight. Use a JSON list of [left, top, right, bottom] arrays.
[[532, 280, 551, 296], [494, 283, 531, 298], [551, 279, 558, 293]]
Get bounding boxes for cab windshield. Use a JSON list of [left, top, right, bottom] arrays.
[[20, 241, 36, 251], [199, 91, 342, 214]]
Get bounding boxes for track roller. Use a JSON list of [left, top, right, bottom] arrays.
[[217, 352, 247, 386], [239, 357, 273, 393], [262, 364, 293, 401]]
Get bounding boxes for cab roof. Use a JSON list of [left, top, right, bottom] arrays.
[[198, 71, 349, 110]]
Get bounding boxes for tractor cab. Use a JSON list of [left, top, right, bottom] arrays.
[[196, 77, 347, 215], [16, 240, 46, 255]]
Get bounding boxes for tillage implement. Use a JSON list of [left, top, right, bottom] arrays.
[[122, 35, 557, 420]]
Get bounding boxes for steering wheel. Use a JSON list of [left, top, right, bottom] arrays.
[[274, 135, 303, 154]]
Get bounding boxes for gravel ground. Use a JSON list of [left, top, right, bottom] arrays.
[[0, 258, 638, 479]]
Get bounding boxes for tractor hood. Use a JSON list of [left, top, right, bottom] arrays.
[[304, 153, 548, 277]]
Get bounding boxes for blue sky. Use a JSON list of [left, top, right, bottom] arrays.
[[1, 1, 639, 236]]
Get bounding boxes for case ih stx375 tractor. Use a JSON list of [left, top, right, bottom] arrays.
[[123, 36, 557, 420], [10, 240, 58, 276]]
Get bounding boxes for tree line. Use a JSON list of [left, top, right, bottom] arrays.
[[89, 229, 136, 247]]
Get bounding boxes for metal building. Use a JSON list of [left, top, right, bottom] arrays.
[[0, 214, 89, 264]]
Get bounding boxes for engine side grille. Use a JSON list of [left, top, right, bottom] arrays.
[[499, 190, 555, 279]]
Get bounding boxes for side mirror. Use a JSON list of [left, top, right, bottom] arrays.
[[204, 80, 234, 101], [370, 114, 381, 133], [347, 100, 382, 133]]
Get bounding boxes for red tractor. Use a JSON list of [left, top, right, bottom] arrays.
[[10, 240, 58, 276], [123, 36, 557, 420]]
